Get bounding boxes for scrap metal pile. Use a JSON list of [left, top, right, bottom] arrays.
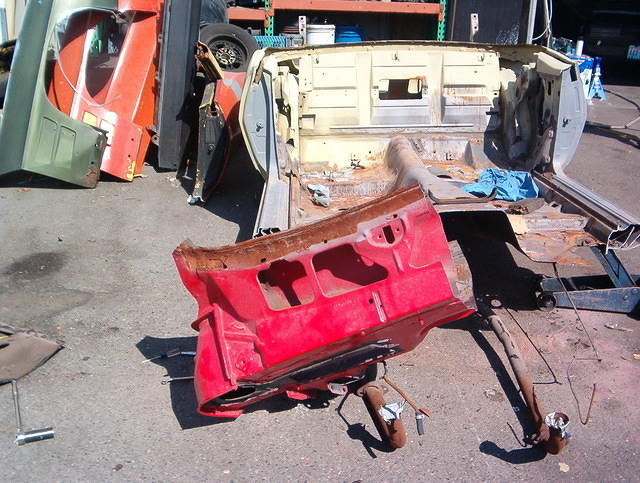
[[2, 0, 639, 455], [172, 41, 640, 450], [0, 0, 249, 201]]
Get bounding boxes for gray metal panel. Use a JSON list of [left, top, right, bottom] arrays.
[[242, 72, 276, 179], [551, 66, 587, 173], [156, 0, 201, 170]]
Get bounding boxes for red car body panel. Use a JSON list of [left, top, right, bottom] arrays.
[[214, 71, 245, 139], [47, 1, 162, 181], [173, 186, 475, 418]]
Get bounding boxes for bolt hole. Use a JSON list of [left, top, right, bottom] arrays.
[[382, 225, 395, 244]]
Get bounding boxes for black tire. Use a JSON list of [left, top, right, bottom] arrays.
[[200, 23, 258, 72], [0, 71, 10, 109], [200, 0, 228, 26]]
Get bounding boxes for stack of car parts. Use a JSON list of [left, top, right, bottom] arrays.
[[0, 0, 250, 192]]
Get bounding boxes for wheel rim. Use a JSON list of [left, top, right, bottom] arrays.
[[210, 38, 246, 70]]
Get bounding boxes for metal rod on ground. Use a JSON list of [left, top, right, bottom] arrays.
[[161, 376, 195, 385], [586, 115, 640, 131], [478, 306, 569, 454], [552, 262, 601, 361], [382, 376, 431, 417], [382, 375, 431, 435], [583, 384, 597, 425], [142, 348, 196, 363], [11, 380, 54, 445], [12, 380, 22, 432]]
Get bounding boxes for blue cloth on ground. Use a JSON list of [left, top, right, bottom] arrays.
[[462, 168, 539, 201]]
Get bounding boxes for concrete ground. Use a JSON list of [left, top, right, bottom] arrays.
[[1, 83, 639, 482]]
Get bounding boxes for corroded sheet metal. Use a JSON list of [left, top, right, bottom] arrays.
[[174, 185, 476, 417]]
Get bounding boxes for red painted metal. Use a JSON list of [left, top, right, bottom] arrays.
[[47, 1, 162, 181], [270, 0, 443, 16], [174, 186, 475, 418], [229, 1, 444, 28], [214, 72, 246, 139], [228, 6, 269, 25]]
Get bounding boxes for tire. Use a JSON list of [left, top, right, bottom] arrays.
[[200, 0, 228, 26], [0, 71, 10, 109], [200, 23, 258, 72]]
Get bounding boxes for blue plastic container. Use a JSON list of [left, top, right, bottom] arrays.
[[335, 26, 362, 43], [253, 36, 288, 48]]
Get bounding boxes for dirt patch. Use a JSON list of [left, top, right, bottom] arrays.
[[4, 251, 67, 281]]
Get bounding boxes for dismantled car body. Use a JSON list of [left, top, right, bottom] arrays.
[[0, 0, 163, 186], [0, 0, 110, 187], [176, 42, 640, 418], [240, 42, 639, 256]]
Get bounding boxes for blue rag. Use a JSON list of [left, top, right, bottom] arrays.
[[462, 168, 539, 201]]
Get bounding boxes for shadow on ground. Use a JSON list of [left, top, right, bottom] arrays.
[[479, 441, 546, 464], [175, 141, 263, 242], [335, 393, 395, 458], [438, 235, 561, 462], [458, 235, 541, 311], [0, 171, 86, 189], [136, 335, 343, 430]]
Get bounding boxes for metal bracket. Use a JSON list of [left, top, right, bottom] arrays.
[[538, 246, 640, 314], [469, 13, 479, 42]]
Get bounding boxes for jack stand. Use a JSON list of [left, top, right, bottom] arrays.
[[537, 246, 640, 314], [587, 57, 606, 100]]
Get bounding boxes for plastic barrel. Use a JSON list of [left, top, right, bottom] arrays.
[[306, 24, 335, 45], [336, 26, 362, 43]]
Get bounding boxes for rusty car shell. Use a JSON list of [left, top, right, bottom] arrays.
[[176, 42, 639, 418], [239, 42, 640, 259]]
